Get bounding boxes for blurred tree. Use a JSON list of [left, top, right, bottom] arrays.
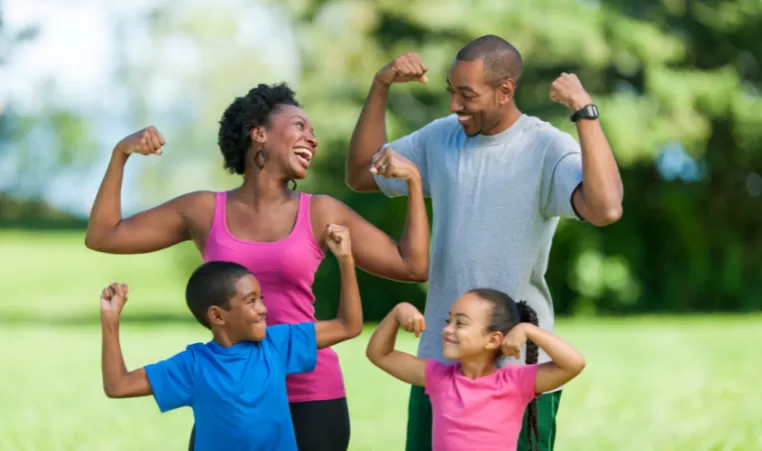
[[267, 0, 762, 318]]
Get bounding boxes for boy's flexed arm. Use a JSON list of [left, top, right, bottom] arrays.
[[100, 283, 152, 398], [315, 225, 364, 349], [366, 302, 427, 387]]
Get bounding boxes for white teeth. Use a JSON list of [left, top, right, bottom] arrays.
[[294, 147, 313, 161]]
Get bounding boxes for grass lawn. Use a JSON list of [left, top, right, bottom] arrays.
[[0, 231, 760, 450]]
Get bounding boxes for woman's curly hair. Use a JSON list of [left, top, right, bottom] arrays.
[[217, 83, 300, 175]]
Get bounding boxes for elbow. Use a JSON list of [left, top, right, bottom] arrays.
[[365, 345, 380, 366], [405, 263, 429, 283], [103, 384, 124, 399], [345, 171, 370, 193], [571, 356, 587, 376], [589, 204, 622, 227], [347, 322, 364, 340]]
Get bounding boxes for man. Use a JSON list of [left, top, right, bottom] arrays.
[[346, 35, 623, 451]]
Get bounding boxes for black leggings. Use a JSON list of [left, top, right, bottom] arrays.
[[188, 397, 350, 451]]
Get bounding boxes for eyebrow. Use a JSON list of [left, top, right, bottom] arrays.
[[449, 312, 471, 320], [445, 80, 477, 93]]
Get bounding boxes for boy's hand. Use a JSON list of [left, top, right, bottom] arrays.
[[395, 302, 426, 337], [326, 224, 352, 261], [100, 282, 129, 320], [501, 323, 530, 360]]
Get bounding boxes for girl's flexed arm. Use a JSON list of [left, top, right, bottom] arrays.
[[502, 323, 586, 394], [366, 302, 427, 387]]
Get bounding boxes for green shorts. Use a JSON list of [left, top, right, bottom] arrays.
[[405, 385, 562, 451]]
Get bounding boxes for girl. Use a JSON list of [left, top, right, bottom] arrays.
[[85, 83, 429, 451], [366, 288, 585, 451]]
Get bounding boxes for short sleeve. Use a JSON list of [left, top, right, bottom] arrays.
[[500, 363, 540, 405], [144, 348, 196, 413], [373, 124, 432, 198], [424, 360, 450, 396], [267, 323, 318, 375], [540, 132, 583, 220]]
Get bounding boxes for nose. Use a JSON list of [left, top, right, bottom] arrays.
[[449, 93, 463, 113], [257, 302, 268, 316], [306, 131, 318, 149], [442, 321, 454, 335]]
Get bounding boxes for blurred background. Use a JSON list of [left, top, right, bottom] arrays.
[[1, 0, 760, 450]]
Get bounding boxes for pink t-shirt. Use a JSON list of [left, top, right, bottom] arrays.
[[426, 360, 539, 451]]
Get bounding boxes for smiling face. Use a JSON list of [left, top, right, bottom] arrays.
[[446, 59, 515, 137], [251, 104, 318, 180], [442, 292, 504, 361], [215, 274, 268, 342]]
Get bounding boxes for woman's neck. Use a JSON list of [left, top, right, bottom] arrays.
[[236, 171, 292, 206], [458, 354, 498, 379]]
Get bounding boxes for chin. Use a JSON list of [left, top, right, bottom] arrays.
[[442, 346, 460, 361], [461, 124, 480, 137], [248, 326, 267, 342]]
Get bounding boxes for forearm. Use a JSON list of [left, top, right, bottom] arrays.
[[524, 324, 585, 374], [101, 318, 129, 397], [336, 257, 363, 338], [575, 114, 624, 223], [86, 151, 129, 249], [397, 178, 430, 281], [366, 309, 401, 363], [346, 80, 390, 191]]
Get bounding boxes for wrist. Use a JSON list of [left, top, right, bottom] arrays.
[[570, 95, 593, 112], [101, 313, 120, 326], [372, 76, 392, 90], [404, 172, 422, 187], [336, 254, 355, 265]]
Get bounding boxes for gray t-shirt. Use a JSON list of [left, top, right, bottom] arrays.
[[374, 113, 583, 372]]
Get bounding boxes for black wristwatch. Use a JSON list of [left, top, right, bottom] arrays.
[[570, 104, 599, 122]]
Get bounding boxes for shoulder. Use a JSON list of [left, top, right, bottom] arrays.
[[426, 359, 457, 379], [520, 115, 579, 155], [310, 194, 355, 225], [415, 114, 461, 141], [497, 362, 539, 384], [265, 323, 316, 348], [174, 190, 217, 216]]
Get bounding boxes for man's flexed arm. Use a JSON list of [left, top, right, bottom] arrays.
[[346, 53, 428, 192]]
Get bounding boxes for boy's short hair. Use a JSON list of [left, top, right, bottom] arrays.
[[186, 261, 252, 329]]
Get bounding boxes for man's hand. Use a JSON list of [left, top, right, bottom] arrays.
[[100, 282, 129, 321], [395, 302, 426, 337], [550, 73, 593, 112], [375, 53, 429, 86], [370, 148, 420, 183], [114, 126, 166, 156]]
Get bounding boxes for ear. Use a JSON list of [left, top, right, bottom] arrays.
[[485, 331, 504, 351], [207, 306, 227, 327], [496, 78, 516, 105], [250, 127, 267, 148]]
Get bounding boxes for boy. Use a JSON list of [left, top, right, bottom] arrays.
[[99, 225, 362, 450]]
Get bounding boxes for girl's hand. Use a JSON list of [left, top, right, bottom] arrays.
[[100, 283, 129, 320], [394, 302, 426, 337], [501, 323, 530, 360]]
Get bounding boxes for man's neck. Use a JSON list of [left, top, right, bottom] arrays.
[[482, 104, 522, 136]]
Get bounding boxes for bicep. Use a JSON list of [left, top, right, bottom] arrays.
[[88, 195, 194, 254], [120, 368, 154, 397], [534, 362, 577, 394], [373, 351, 427, 387], [315, 320, 348, 349], [341, 207, 411, 281]]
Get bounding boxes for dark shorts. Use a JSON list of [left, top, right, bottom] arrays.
[[187, 397, 350, 451], [405, 385, 562, 451]]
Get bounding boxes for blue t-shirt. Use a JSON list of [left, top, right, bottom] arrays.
[[144, 323, 317, 451]]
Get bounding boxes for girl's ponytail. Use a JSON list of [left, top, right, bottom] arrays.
[[517, 301, 539, 451]]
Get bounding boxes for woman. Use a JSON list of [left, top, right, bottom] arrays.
[[85, 83, 430, 451]]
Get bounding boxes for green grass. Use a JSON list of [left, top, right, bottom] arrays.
[[1, 230, 761, 450]]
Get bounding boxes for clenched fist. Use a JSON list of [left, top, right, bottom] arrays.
[[375, 53, 429, 86], [114, 126, 166, 156], [550, 73, 593, 111], [395, 302, 426, 338], [369, 148, 420, 183]]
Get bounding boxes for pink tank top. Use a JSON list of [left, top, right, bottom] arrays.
[[203, 191, 345, 403]]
